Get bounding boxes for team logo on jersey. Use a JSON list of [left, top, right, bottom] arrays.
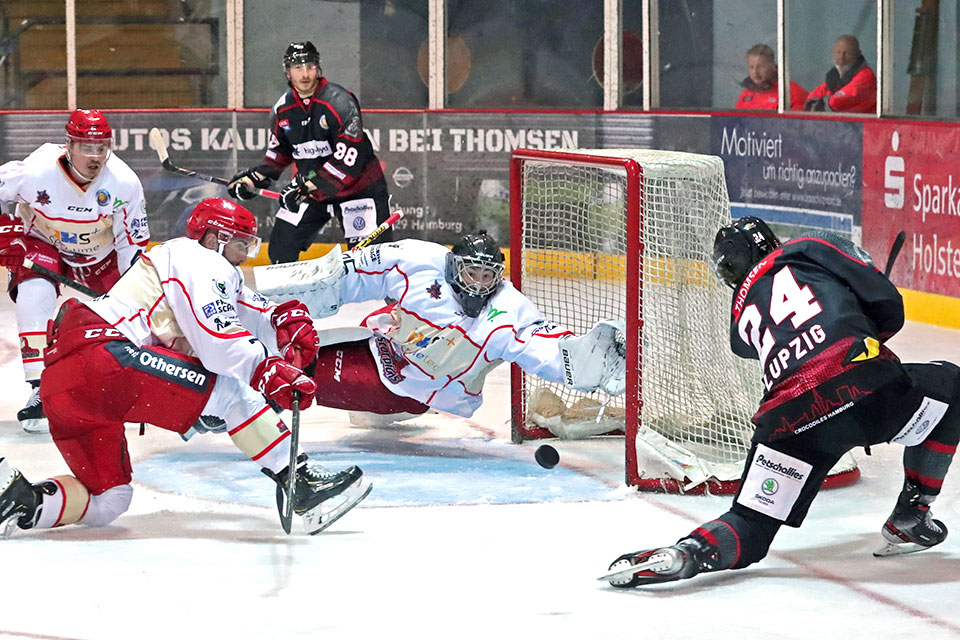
[[211, 279, 230, 299], [319, 115, 328, 129], [426, 280, 442, 299], [35, 190, 51, 205], [278, 119, 290, 129], [96, 189, 110, 206]]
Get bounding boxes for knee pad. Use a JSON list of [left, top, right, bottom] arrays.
[[77, 483, 133, 527]]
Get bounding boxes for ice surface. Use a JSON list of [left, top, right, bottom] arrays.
[[0, 292, 958, 639]]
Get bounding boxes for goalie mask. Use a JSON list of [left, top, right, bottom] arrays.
[[712, 216, 781, 288], [444, 231, 505, 318], [186, 198, 261, 261]]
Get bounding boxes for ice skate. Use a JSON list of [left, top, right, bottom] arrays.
[[17, 385, 48, 434], [600, 537, 716, 588], [874, 482, 948, 557], [264, 455, 372, 534], [0, 458, 41, 538]]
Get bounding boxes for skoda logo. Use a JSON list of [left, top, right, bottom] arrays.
[[392, 166, 414, 189], [761, 478, 779, 495]]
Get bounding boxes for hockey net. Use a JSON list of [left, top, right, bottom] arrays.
[[509, 148, 859, 494]]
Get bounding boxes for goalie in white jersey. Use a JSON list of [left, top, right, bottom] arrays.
[[0, 198, 370, 538], [253, 231, 627, 424], [0, 109, 150, 433]]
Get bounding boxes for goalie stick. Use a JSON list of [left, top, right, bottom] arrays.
[[884, 230, 906, 278], [148, 128, 298, 200]]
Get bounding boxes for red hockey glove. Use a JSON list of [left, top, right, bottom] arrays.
[[0, 214, 26, 271], [271, 299, 319, 368], [251, 356, 317, 411]]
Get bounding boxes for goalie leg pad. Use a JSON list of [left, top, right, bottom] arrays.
[[254, 245, 345, 318]]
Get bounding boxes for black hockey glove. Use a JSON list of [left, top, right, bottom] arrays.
[[280, 173, 313, 212], [228, 168, 272, 200]]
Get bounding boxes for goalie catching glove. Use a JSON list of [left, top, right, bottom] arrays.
[[227, 168, 273, 201], [271, 300, 319, 368], [250, 356, 317, 410], [0, 214, 26, 271], [558, 319, 627, 396]]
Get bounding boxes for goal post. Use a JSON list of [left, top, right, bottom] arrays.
[[508, 147, 859, 494]]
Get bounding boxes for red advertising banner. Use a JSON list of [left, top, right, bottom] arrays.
[[863, 121, 960, 297]]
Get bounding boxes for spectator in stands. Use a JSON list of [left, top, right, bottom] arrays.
[[735, 44, 807, 111], [804, 35, 876, 113]]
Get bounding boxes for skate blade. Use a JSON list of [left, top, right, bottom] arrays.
[[303, 477, 372, 535], [0, 517, 17, 540], [873, 539, 939, 557], [597, 551, 674, 583], [21, 418, 49, 434]]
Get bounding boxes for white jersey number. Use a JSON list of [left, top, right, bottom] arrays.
[[738, 266, 823, 364], [334, 142, 358, 166]]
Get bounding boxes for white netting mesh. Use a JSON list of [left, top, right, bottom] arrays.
[[513, 148, 764, 488]]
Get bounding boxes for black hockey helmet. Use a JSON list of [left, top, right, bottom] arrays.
[[283, 41, 321, 70], [713, 216, 781, 288], [444, 231, 505, 318]]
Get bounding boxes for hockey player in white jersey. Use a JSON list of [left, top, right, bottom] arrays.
[[0, 198, 370, 538], [0, 109, 150, 433], [253, 231, 626, 422]]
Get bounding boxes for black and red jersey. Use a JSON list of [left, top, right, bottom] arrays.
[[255, 78, 385, 201], [728, 232, 905, 441]]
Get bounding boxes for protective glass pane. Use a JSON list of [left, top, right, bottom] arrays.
[[446, 0, 603, 108], [245, 1, 427, 109], [717, 0, 783, 111], [74, 0, 226, 108], [0, 0, 67, 108], [656, 0, 716, 108], [889, 0, 959, 118], [787, 0, 878, 115]]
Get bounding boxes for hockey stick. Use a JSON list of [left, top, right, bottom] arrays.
[[280, 391, 301, 535], [352, 209, 404, 251], [23, 258, 102, 298], [884, 230, 906, 277], [147, 128, 285, 200]]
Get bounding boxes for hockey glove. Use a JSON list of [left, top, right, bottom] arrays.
[[251, 356, 317, 411], [279, 173, 313, 212], [228, 168, 272, 200], [272, 299, 319, 369], [0, 215, 26, 271], [557, 319, 627, 396]]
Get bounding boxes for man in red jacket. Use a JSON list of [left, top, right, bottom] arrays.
[[735, 44, 807, 111], [804, 35, 876, 113]]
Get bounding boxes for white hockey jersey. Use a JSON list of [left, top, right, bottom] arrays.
[[343, 240, 574, 417], [0, 143, 149, 270], [84, 237, 279, 384]]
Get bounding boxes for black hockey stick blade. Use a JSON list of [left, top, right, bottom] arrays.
[[23, 258, 102, 298], [280, 392, 301, 535], [884, 230, 906, 277]]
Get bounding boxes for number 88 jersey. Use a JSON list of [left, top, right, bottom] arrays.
[[729, 233, 905, 437]]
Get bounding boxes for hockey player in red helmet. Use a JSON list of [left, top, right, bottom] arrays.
[[0, 197, 370, 538], [0, 108, 149, 433]]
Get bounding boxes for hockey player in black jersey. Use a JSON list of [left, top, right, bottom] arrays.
[[603, 218, 960, 588], [228, 41, 393, 263]]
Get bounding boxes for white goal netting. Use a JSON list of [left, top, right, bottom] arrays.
[[510, 148, 856, 492]]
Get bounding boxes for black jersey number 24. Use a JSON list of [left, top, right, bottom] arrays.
[[737, 266, 823, 365]]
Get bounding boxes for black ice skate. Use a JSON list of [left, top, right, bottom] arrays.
[[600, 537, 719, 588], [0, 457, 42, 538], [263, 454, 372, 535], [17, 385, 48, 434], [874, 482, 948, 557]]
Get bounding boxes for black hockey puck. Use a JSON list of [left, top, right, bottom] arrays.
[[535, 444, 559, 469]]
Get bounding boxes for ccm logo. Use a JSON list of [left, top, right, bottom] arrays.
[[83, 328, 122, 339], [0, 224, 23, 233]]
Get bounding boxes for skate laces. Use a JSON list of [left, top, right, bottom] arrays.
[[24, 387, 41, 409]]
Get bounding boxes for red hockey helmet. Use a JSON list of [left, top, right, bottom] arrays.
[[65, 109, 112, 142], [186, 198, 261, 259]]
